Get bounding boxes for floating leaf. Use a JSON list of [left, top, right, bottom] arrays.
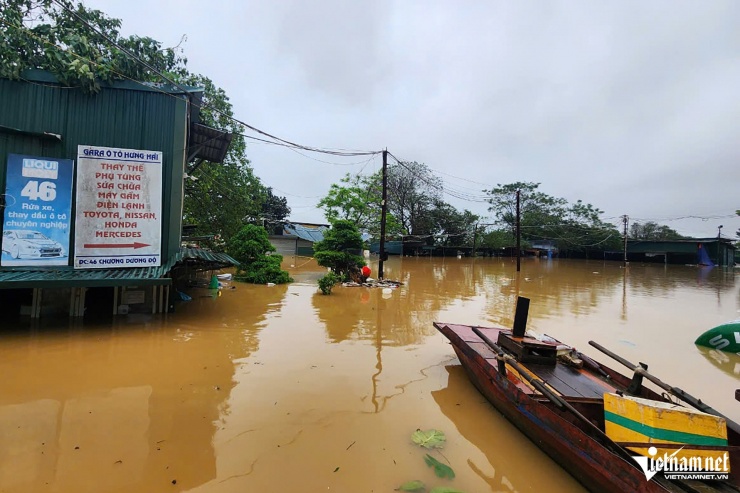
[[395, 480, 426, 491], [424, 454, 455, 479], [411, 429, 446, 449], [429, 487, 465, 493]]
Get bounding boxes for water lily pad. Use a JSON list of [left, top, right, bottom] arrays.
[[395, 480, 425, 491], [411, 429, 446, 449], [424, 454, 455, 479]]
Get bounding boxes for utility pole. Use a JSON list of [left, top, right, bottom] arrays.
[[516, 190, 521, 272], [378, 149, 388, 279], [622, 214, 629, 267], [472, 223, 478, 257]]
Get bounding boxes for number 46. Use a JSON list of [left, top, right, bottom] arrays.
[[21, 180, 56, 201]]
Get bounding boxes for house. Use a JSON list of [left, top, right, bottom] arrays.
[[0, 70, 237, 319], [269, 222, 330, 258], [627, 238, 735, 266], [269, 222, 371, 259]]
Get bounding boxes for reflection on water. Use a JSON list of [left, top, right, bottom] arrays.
[[431, 364, 583, 491], [0, 257, 737, 492], [698, 347, 740, 379]]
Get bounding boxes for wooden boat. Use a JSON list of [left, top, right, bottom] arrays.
[[434, 299, 740, 493]]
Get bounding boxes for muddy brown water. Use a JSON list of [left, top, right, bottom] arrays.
[[0, 257, 737, 492]]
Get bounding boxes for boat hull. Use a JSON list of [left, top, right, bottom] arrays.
[[696, 321, 740, 354], [436, 322, 681, 493]]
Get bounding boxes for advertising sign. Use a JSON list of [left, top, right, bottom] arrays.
[[2, 154, 74, 267], [74, 145, 162, 269]]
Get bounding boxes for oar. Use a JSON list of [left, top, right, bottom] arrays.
[[472, 327, 639, 464], [589, 340, 740, 436], [472, 327, 563, 408]]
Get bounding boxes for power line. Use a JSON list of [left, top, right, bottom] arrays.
[[33, 3, 382, 158]]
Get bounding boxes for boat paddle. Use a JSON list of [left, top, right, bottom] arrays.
[[472, 327, 642, 465], [589, 340, 740, 437]]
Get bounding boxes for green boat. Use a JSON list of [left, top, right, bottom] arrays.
[[696, 320, 740, 354]]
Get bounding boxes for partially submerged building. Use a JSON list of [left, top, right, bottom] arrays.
[[0, 71, 237, 319], [627, 238, 735, 266]]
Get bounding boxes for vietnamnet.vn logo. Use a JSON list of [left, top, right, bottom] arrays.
[[634, 446, 730, 481]]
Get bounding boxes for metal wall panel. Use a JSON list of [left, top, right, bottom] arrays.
[[0, 73, 191, 264]]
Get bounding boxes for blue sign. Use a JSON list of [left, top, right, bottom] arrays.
[[2, 153, 75, 266]]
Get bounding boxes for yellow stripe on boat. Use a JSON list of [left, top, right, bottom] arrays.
[[604, 393, 729, 468]]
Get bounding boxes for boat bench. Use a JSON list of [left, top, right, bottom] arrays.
[[497, 332, 558, 365]]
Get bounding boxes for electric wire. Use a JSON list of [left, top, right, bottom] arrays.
[[17, 4, 382, 158]]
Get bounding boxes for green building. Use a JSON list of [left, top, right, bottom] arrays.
[[0, 71, 235, 319], [627, 238, 735, 267]]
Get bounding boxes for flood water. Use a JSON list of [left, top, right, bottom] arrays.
[[0, 257, 738, 493]]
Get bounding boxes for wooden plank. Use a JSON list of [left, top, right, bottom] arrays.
[[468, 341, 497, 359], [448, 323, 504, 343], [529, 363, 611, 399]]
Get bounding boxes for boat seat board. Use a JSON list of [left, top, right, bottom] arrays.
[[442, 323, 613, 398], [527, 363, 613, 399]]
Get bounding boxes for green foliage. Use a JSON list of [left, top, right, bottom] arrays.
[[239, 256, 292, 284], [0, 0, 288, 243], [429, 487, 465, 493], [629, 221, 685, 240], [313, 220, 366, 279], [318, 272, 339, 295], [395, 480, 426, 491], [388, 161, 442, 235], [479, 228, 515, 249], [0, 0, 188, 92], [180, 73, 273, 241], [261, 187, 291, 227], [319, 167, 477, 247], [424, 455, 455, 480], [317, 171, 403, 238], [427, 201, 479, 246], [228, 225, 292, 284], [411, 429, 446, 449], [484, 182, 621, 254]]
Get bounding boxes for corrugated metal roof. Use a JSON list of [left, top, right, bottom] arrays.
[[175, 247, 239, 269], [283, 223, 371, 243], [0, 247, 238, 289], [284, 223, 327, 243]]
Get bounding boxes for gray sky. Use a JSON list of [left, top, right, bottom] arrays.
[[89, 0, 740, 238]]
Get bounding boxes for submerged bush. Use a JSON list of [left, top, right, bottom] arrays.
[[318, 272, 339, 295], [228, 224, 293, 284], [313, 220, 365, 281]]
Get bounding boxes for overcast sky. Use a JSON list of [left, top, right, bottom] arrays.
[[88, 0, 740, 238]]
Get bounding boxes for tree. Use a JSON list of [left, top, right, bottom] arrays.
[[227, 225, 291, 284], [485, 182, 620, 254], [179, 74, 268, 240], [479, 228, 515, 250], [261, 187, 291, 227], [629, 221, 685, 240], [313, 220, 365, 280], [319, 167, 477, 247], [2, 0, 278, 242], [485, 182, 567, 238], [317, 171, 402, 238], [427, 200, 479, 246], [387, 161, 442, 235], [0, 0, 189, 91]]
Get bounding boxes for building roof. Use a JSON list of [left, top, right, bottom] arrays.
[[283, 223, 371, 243], [0, 248, 238, 289], [283, 223, 328, 243]]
